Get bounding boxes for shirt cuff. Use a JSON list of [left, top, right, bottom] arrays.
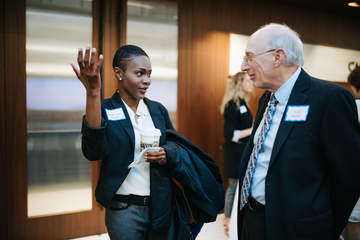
[[232, 130, 241, 142]]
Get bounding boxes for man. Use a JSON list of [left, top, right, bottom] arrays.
[[237, 23, 360, 240]]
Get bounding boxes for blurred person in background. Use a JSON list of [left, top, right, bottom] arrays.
[[345, 64, 360, 240], [220, 72, 254, 236]]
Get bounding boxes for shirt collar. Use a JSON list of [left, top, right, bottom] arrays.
[[274, 67, 301, 104], [136, 99, 149, 116], [122, 99, 149, 117]]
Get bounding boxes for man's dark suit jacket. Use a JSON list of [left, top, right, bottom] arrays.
[[237, 69, 360, 240]]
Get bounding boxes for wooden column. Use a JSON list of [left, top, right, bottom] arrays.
[[0, 0, 8, 238], [178, 0, 230, 176], [99, 0, 127, 99], [3, 0, 27, 238]]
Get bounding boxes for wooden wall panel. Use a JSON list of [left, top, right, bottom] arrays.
[[178, 1, 230, 176], [217, 0, 360, 51], [0, 0, 7, 238], [101, 0, 123, 99], [4, 0, 28, 238], [177, 0, 360, 181]]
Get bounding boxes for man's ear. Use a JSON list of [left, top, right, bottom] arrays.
[[274, 48, 285, 67], [114, 67, 124, 81]]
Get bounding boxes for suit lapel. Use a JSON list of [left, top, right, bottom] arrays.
[[254, 91, 272, 131], [268, 69, 310, 169], [109, 92, 135, 147]]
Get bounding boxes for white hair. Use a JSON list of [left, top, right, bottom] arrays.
[[257, 23, 304, 66]]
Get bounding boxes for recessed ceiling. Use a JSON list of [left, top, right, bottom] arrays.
[[277, 0, 360, 17]]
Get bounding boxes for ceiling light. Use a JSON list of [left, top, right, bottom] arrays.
[[348, 2, 360, 7], [128, 2, 153, 9]]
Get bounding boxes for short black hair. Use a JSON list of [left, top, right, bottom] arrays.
[[112, 45, 149, 71], [348, 66, 360, 91]]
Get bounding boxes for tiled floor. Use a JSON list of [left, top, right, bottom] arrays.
[[71, 214, 229, 240]]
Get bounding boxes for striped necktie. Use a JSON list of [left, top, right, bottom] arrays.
[[239, 93, 278, 210]]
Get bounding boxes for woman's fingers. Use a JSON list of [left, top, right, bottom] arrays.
[[77, 48, 84, 70], [90, 48, 96, 70], [95, 54, 104, 74], [145, 149, 167, 164], [70, 63, 87, 87], [70, 63, 80, 79], [84, 47, 90, 67]]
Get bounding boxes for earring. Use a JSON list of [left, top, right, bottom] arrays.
[[119, 77, 122, 81]]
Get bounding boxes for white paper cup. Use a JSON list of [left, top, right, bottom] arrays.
[[140, 129, 161, 151]]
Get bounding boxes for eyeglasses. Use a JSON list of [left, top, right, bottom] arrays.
[[242, 49, 276, 64]]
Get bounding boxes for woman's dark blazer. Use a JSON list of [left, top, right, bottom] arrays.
[[81, 92, 174, 230], [223, 98, 252, 178]]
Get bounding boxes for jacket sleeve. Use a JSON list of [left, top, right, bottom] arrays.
[[163, 141, 224, 222], [81, 116, 108, 161], [320, 88, 360, 238]]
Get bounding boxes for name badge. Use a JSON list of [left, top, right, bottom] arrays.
[[105, 108, 126, 121], [285, 105, 309, 122], [240, 105, 248, 114]]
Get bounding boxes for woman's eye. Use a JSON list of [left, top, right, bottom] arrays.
[[136, 72, 142, 77]]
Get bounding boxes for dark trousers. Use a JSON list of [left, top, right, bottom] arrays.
[[240, 197, 266, 240]]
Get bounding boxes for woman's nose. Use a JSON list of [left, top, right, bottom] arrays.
[[143, 76, 151, 84]]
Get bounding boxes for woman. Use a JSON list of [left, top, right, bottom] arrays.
[[220, 72, 254, 236], [71, 45, 174, 239]]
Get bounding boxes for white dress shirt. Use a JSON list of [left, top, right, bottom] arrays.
[[116, 99, 156, 196], [251, 67, 301, 204]]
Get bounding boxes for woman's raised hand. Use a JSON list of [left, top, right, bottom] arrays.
[[70, 47, 104, 92]]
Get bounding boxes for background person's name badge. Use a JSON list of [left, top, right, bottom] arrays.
[[240, 105, 248, 114], [105, 108, 126, 121], [285, 105, 309, 122]]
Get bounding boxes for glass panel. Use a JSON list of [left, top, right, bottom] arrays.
[[26, 0, 93, 217], [127, 0, 178, 127]]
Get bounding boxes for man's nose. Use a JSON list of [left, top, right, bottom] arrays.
[[241, 60, 249, 71]]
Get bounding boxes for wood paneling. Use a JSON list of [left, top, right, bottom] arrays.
[[177, 0, 360, 180], [101, 0, 124, 99], [4, 1, 28, 238], [178, 1, 230, 176], [0, 0, 8, 238]]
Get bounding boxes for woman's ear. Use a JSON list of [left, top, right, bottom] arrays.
[[114, 67, 124, 81]]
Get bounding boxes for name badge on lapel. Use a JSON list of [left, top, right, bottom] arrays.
[[240, 105, 248, 114], [285, 105, 309, 122], [105, 108, 126, 121]]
